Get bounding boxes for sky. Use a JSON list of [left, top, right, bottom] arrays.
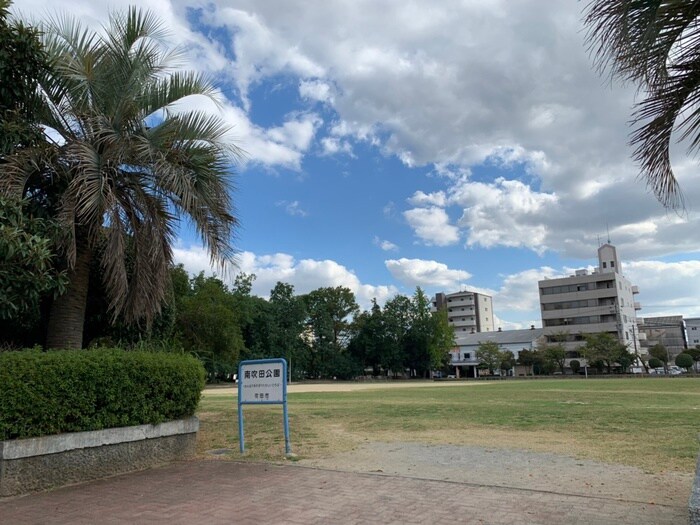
[[11, 0, 700, 329]]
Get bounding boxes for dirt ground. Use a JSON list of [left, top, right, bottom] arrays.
[[297, 441, 693, 508], [202, 380, 478, 396]]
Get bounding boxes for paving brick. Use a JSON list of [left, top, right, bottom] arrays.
[[0, 460, 687, 524]]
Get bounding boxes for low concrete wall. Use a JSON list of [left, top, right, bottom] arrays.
[[0, 417, 198, 497], [691, 449, 700, 525]]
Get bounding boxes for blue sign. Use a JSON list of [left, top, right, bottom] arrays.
[[238, 358, 291, 454]]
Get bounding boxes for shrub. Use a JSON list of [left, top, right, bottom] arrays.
[[648, 357, 663, 369], [675, 353, 693, 371], [0, 349, 205, 440], [569, 360, 581, 374]]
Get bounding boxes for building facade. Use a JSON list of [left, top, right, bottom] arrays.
[[449, 327, 545, 378], [432, 290, 495, 335], [639, 316, 687, 360], [537, 243, 641, 356], [687, 318, 700, 348]]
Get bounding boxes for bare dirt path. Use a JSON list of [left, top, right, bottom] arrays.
[[203, 380, 481, 396], [298, 441, 692, 509]]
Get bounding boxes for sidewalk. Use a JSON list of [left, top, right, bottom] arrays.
[[0, 459, 687, 524]]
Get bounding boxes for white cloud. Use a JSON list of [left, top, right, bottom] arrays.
[[275, 200, 308, 217], [173, 244, 398, 310], [299, 79, 333, 103], [407, 190, 447, 207], [403, 207, 460, 246], [373, 236, 399, 252], [385, 258, 471, 288]]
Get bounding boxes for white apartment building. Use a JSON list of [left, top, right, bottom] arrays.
[[685, 318, 700, 348], [432, 290, 495, 335], [538, 243, 641, 356]]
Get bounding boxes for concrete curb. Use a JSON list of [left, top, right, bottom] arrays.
[[691, 448, 700, 525], [0, 417, 198, 497]]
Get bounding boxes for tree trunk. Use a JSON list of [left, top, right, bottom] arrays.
[[46, 244, 92, 349]]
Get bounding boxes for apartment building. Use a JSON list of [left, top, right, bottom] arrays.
[[687, 318, 700, 348], [432, 290, 495, 335], [537, 243, 641, 354], [639, 316, 687, 360]]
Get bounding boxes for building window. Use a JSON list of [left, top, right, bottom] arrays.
[[603, 262, 607, 268], [463, 353, 470, 359], [611, 261, 615, 267]]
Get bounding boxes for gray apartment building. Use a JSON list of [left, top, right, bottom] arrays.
[[639, 316, 687, 360], [687, 318, 700, 348], [537, 243, 641, 357], [432, 290, 495, 335]]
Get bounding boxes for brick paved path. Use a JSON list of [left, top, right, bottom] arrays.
[[0, 460, 687, 524]]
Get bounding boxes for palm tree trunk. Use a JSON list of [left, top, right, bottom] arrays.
[[46, 244, 92, 349]]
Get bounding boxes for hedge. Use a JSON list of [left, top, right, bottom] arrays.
[[0, 349, 205, 440]]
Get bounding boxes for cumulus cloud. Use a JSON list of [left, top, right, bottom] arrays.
[[403, 207, 460, 246], [385, 258, 471, 288], [373, 236, 399, 252], [173, 244, 398, 310]]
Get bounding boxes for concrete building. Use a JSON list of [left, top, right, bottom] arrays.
[[537, 243, 641, 357], [449, 327, 545, 378], [432, 290, 495, 335], [639, 316, 687, 360], [687, 318, 700, 348]]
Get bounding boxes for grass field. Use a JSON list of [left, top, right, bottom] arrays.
[[196, 378, 700, 474]]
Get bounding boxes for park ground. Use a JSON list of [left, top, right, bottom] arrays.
[[199, 377, 700, 507]]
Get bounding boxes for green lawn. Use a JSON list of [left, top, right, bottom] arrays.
[[197, 378, 700, 473]]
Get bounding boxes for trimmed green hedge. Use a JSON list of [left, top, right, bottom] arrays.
[[0, 349, 205, 440]]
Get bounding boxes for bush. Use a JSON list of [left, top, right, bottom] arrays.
[[675, 353, 693, 370], [0, 349, 205, 440], [569, 360, 581, 374], [648, 357, 663, 369]]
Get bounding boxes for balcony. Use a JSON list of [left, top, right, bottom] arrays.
[[634, 302, 641, 310], [632, 285, 640, 294]]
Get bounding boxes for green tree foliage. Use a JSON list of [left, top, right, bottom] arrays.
[[569, 359, 581, 374], [585, 1, 700, 208], [174, 271, 244, 379], [648, 357, 663, 369], [0, 196, 66, 325], [303, 286, 360, 378], [476, 341, 503, 375], [1, 7, 240, 349], [648, 343, 669, 371], [268, 282, 308, 380], [686, 346, 700, 372], [499, 350, 516, 375], [583, 332, 630, 373], [517, 348, 541, 376], [0, 0, 47, 156], [675, 353, 693, 371], [542, 343, 566, 374]]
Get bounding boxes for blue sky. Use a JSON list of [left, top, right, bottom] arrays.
[[12, 0, 700, 328]]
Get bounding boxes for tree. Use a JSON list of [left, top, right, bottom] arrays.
[[648, 343, 669, 372], [175, 272, 243, 379], [686, 346, 700, 373], [499, 350, 516, 376], [583, 332, 629, 374], [0, 0, 47, 156], [268, 282, 308, 380], [569, 359, 581, 374], [303, 286, 359, 378], [0, 195, 66, 323], [476, 341, 503, 375], [517, 349, 541, 376], [584, 1, 700, 208], [648, 357, 663, 369], [675, 353, 693, 372], [1, 7, 240, 349], [542, 343, 567, 374]]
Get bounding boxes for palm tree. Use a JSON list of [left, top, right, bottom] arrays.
[[1, 7, 240, 348], [584, 1, 700, 209]]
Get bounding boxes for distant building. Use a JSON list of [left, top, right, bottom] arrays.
[[687, 318, 700, 348], [537, 243, 641, 358], [449, 327, 544, 378], [639, 316, 687, 360], [431, 290, 495, 335]]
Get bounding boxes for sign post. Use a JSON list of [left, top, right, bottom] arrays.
[[237, 358, 291, 455]]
